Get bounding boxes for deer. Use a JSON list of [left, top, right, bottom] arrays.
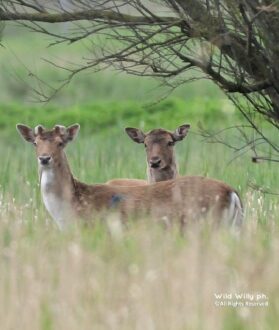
[[106, 124, 190, 186], [16, 123, 243, 230]]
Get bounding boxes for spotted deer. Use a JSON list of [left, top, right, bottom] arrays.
[[17, 123, 243, 230], [106, 124, 190, 186]]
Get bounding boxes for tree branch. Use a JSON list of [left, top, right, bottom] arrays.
[[172, 49, 271, 93], [0, 7, 180, 25]]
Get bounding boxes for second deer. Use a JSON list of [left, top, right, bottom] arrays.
[[107, 124, 190, 186]]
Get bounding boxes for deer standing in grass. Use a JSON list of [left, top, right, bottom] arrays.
[[17, 123, 243, 230], [107, 124, 190, 186]]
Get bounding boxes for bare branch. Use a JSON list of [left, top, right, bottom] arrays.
[[1, 0, 278, 162], [0, 7, 180, 25]]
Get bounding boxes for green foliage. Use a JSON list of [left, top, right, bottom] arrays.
[[0, 97, 234, 136]]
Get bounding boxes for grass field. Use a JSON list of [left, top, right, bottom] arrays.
[[0, 26, 279, 330], [0, 100, 278, 330]]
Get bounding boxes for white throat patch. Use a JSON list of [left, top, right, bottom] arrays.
[[40, 168, 74, 229]]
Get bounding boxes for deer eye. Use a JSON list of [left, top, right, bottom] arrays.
[[58, 142, 64, 147], [168, 141, 174, 147], [33, 141, 37, 146]]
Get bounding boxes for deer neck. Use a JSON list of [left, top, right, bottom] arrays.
[[39, 152, 76, 229], [147, 161, 178, 183]]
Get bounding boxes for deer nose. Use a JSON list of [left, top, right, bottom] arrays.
[[39, 156, 52, 165], [150, 157, 161, 168]]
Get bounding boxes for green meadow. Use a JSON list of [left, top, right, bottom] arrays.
[[0, 26, 278, 330]]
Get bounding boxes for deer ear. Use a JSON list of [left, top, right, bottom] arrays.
[[125, 127, 145, 144], [66, 124, 80, 142], [54, 125, 67, 136], [16, 124, 35, 143], [34, 125, 45, 135], [172, 124, 190, 142]]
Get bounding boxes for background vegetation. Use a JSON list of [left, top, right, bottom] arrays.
[[0, 25, 278, 330]]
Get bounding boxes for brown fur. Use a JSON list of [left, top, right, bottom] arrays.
[[17, 124, 242, 227], [106, 178, 147, 186], [73, 176, 234, 222]]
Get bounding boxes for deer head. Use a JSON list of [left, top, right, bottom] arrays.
[[16, 124, 80, 167], [125, 124, 190, 182]]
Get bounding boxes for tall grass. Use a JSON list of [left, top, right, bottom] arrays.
[[0, 113, 278, 329], [0, 199, 278, 330]]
